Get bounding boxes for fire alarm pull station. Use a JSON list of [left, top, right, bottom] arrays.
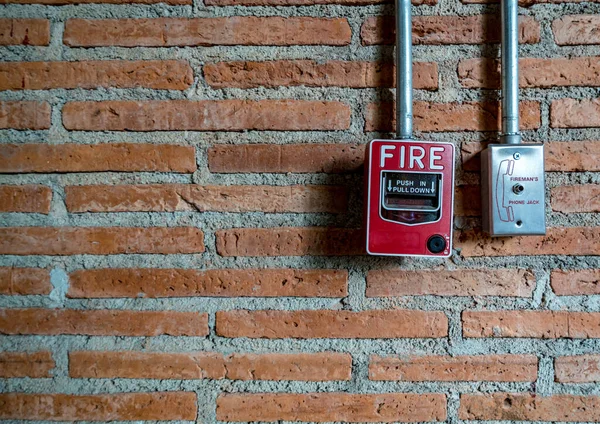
[[365, 0, 455, 257], [481, 0, 546, 236]]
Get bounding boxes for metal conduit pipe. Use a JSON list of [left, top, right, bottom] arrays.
[[500, 0, 522, 144], [395, 0, 412, 140]]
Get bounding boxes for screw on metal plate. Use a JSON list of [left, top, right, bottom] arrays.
[[513, 152, 521, 160]]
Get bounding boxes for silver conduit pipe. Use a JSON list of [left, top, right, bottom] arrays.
[[395, 0, 412, 139], [500, 0, 522, 144]]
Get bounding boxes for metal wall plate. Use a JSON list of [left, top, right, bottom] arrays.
[[481, 143, 546, 236]]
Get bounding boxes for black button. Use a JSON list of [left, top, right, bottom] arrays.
[[427, 235, 446, 254]]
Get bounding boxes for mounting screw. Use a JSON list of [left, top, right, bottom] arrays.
[[513, 152, 521, 160]]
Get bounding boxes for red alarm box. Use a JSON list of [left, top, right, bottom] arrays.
[[365, 139, 455, 257]]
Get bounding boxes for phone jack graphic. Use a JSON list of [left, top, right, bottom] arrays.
[[496, 159, 515, 222]]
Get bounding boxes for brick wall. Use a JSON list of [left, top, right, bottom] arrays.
[[0, 0, 599, 419]]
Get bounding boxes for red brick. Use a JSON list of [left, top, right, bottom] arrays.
[[460, 393, 600, 421], [552, 185, 600, 213], [64, 17, 351, 47], [463, 310, 600, 338], [0, 185, 51, 213], [458, 57, 600, 88], [65, 184, 348, 213], [216, 227, 364, 256], [551, 269, 600, 295], [0, 351, 54, 377], [369, 354, 537, 381], [457, 227, 600, 257], [207, 0, 434, 5], [365, 101, 540, 132], [208, 143, 365, 174], [63, 100, 350, 131], [223, 352, 352, 381], [70, 351, 351, 381], [0, 19, 49, 45], [462, 140, 600, 172], [0, 309, 208, 336], [361, 15, 539, 45], [70, 351, 225, 379], [0, 61, 193, 90], [0, 267, 51, 295], [68, 268, 348, 298], [3, 0, 189, 4], [555, 355, 600, 382], [553, 15, 600, 46], [546, 141, 600, 172], [0, 392, 197, 421], [204, 60, 438, 89], [0, 227, 204, 255], [461, 141, 490, 172], [0, 101, 50, 129], [217, 393, 447, 422], [552, 98, 600, 128], [454, 185, 481, 216], [216, 310, 448, 338], [367, 269, 535, 297], [0, 143, 196, 173]]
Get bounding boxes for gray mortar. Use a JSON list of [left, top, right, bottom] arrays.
[[1, 0, 600, 421]]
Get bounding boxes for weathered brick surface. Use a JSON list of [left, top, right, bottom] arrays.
[[366, 101, 540, 132], [70, 351, 352, 381], [223, 352, 352, 381], [463, 311, 600, 338], [0, 185, 52, 213], [552, 185, 600, 213], [68, 268, 348, 298], [207, 0, 435, 5], [204, 60, 438, 89], [367, 269, 535, 297], [551, 98, 600, 128], [545, 141, 600, 172], [459, 393, 600, 421], [0, 351, 54, 378], [458, 57, 600, 88], [69, 351, 225, 379], [216, 227, 364, 256], [462, 140, 600, 172], [0, 227, 205, 255], [553, 15, 600, 45], [0, 267, 51, 295], [3, 0, 600, 417], [3, 0, 190, 4], [216, 310, 448, 338], [63, 100, 350, 131], [369, 354, 537, 381], [555, 355, 600, 382], [64, 17, 351, 47], [454, 185, 481, 216], [0, 309, 208, 336], [551, 269, 600, 295], [208, 143, 365, 174], [217, 393, 447, 422], [65, 184, 348, 213], [361, 15, 539, 45], [0, 392, 197, 421], [457, 227, 600, 257], [0, 19, 49, 45], [0, 143, 196, 173], [0, 61, 193, 90], [0, 101, 50, 129]]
